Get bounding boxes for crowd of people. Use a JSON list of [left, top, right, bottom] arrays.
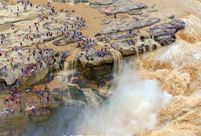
[[1, 108, 15, 117], [77, 38, 110, 61], [1, 83, 50, 118], [1, 87, 23, 118], [0, 0, 110, 116]]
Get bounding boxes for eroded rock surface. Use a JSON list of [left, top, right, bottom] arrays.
[[90, 0, 147, 15], [111, 38, 159, 56], [102, 18, 160, 34], [148, 19, 185, 45]]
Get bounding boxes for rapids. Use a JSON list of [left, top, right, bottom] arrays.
[[131, 0, 201, 135], [25, 0, 201, 135], [2, 0, 201, 135]]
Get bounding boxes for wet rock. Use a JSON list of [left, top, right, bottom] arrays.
[[148, 19, 185, 45], [107, 83, 113, 89], [80, 65, 113, 84], [52, 50, 71, 70], [78, 79, 92, 88], [67, 85, 91, 101], [102, 18, 160, 34], [98, 80, 106, 88], [52, 90, 62, 100], [46, 57, 55, 67], [111, 38, 158, 56], [111, 39, 137, 56], [60, 50, 71, 59], [53, 51, 60, 57], [70, 77, 92, 88], [104, 74, 114, 81]]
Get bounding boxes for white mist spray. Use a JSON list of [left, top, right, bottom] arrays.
[[78, 66, 173, 136]]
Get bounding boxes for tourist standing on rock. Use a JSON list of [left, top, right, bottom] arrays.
[[40, 62, 43, 69], [10, 59, 13, 67], [34, 86, 37, 92], [47, 96, 49, 102], [33, 50, 35, 56], [31, 106, 35, 113], [45, 85, 48, 90], [11, 109, 14, 114], [27, 55, 30, 62]]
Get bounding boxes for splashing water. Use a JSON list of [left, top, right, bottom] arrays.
[[132, 6, 201, 135], [77, 66, 172, 136]]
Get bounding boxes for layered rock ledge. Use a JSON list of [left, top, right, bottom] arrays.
[[148, 19, 185, 45], [102, 18, 160, 34]]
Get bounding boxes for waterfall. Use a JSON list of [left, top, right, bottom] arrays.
[[111, 49, 122, 74], [64, 56, 77, 71], [83, 88, 103, 110]]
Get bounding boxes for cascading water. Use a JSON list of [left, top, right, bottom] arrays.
[[64, 56, 77, 71], [13, 0, 201, 135], [111, 49, 122, 74], [77, 65, 172, 136], [131, 10, 201, 135]]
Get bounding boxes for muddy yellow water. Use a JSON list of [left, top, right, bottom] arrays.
[[3, 0, 201, 135]]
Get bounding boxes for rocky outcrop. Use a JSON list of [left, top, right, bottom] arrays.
[[78, 54, 113, 67], [111, 39, 158, 56], [102, 18, 160, 34], [22, 65, 49, 87], [111, 32, 137, 40], [89, 0, 116, 7], [0, 49, 70, 88], [53, 37, 80, 46], [101, 19, 112, 25], [90, 0, 147, 15], [148, 19, 185, 45], [53, 0, 67, 3], [53, 0, 89, 4], [51, 50, 71, 71], [129, 11, 143, 15], [106, 2, 147, 15], [52, 84, 105, 103], [148, 9, 159, 13], [111, 39, 137, 56], [97, 35, 111, 42]]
